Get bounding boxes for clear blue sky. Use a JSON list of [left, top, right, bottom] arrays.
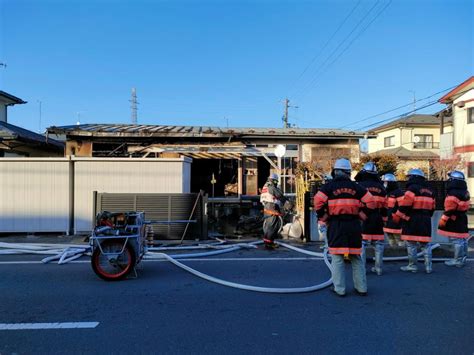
[[0, 0, 472, 133]]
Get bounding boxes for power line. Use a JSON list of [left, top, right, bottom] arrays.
[[292, 0, 381, 100], [287, 0, 362, 96], [357, 100, 440, 131], [338, 85, 457, 129], [296, 0, 392, 101]]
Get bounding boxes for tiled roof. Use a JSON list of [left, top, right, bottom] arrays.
[[368, 114, 440, 133], [371, 146, 439, 160], [48, 124, 374, 139], [0, 121, 64, 148]]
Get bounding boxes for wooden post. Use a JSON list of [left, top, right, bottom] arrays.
[[238, 158, 243, 196]]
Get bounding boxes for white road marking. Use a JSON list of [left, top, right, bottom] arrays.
[[0, 322, 99, 330]]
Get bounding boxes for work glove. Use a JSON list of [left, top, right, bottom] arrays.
[[438, 215, 449, 228]]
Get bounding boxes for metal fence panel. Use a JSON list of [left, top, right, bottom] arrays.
[[0, 158, 70, 233], [96, 192, 205, 240]]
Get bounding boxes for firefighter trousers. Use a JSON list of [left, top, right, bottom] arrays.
[[331, 254, 367, 295]]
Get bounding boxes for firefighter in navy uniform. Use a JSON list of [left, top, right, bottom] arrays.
[[355, 162, 387, 276], [394, 168, 436, 273], [260, 173, 287, 249], [438, 170, 471, 267], [382, 174, 404, 247], [314, 158, 376, 296]]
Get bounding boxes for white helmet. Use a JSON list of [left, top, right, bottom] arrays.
[[407, 168, 425, 178], [362, 161, 378, 174], [333, 158, 352, 172], [448, 170, 465, 180], [269, 173, 279, 181], [382, 173, 397, 182]]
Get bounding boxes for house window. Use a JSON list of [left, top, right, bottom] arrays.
[[384, 136, 395, 147], [468, 162, 474, 178], [468, 108, 474, 124], [414, 134, 437, 149]]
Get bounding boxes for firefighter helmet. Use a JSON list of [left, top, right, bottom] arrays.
[[407, 168, 425, 178], [448, 170, 465, 181], [382, 173, 397, 182], [333, 158, 352, 172], [362, 161, 378, 174]]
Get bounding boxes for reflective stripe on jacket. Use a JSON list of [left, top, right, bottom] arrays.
[[314, 174, 375, 255], [396, 176, 435, 242], [438, 179, 470, 239]]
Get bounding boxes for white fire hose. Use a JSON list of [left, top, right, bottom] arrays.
[[0, 239, 470, 294]]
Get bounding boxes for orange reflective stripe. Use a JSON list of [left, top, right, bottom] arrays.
[[329, 247, 362, 255], [361, 191, 376, 209], [328, 198, 360, 215], [314, 191, 328, 211], [399, 191, 415, 207], [457, 201, 470, 212], [387, 197, 397, 208], [383, 227, 402, 234], [401, 235, 431, 242], [372, 195, 386, 209], [362, 234, 385, 241], [328, 198, 360, 206], [444, 195, 460, 211], [264, 209, 282, 216], [413, 196, 435, 210], [437, 229, 470, 238], [395, 210, 410, 221], [315, 191, 328, 202]]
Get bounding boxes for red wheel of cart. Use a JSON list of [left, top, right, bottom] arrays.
[[91, 239, 136, 281]]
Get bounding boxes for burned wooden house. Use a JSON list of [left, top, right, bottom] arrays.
[[47, 124, 370, 197]]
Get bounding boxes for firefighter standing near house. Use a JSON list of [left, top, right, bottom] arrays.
[[382, 173, 404, 247], [260, 173, 287, 249], [437, 170, 471, 267], [314, 158, 376, 296], [355, 162, 387, 276], [393, 168, 436, 273]]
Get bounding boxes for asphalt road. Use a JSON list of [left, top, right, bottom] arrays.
[[0, 245, 473, 355]]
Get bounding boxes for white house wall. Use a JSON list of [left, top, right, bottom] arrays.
[[368, 126, 442, 153], [0, 158, 70, 233], [0, 157, 191, 233], [453, 90, 474, 202], [73, 158, 191, 233]]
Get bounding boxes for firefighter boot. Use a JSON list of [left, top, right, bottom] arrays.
[[445, 242, 463, 267], [444, 240, 466, 267], [461, 239, 468, 266], [400, 243, 418, 273], [371, 241, 384, 276], [423, 243, 433, 274]]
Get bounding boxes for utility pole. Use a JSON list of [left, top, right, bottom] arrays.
[[283, 98, 289, 128], [130, 88, 138, 124], [282, 98, 298, 128]]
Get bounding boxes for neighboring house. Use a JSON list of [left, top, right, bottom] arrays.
[[0, 90, 26, 123], [439, 76, 474, 203], [367, 114, 451, 178], [0, 90, 64, 157], [47, 124, 373, 197], [0, 121, 64, 157]]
